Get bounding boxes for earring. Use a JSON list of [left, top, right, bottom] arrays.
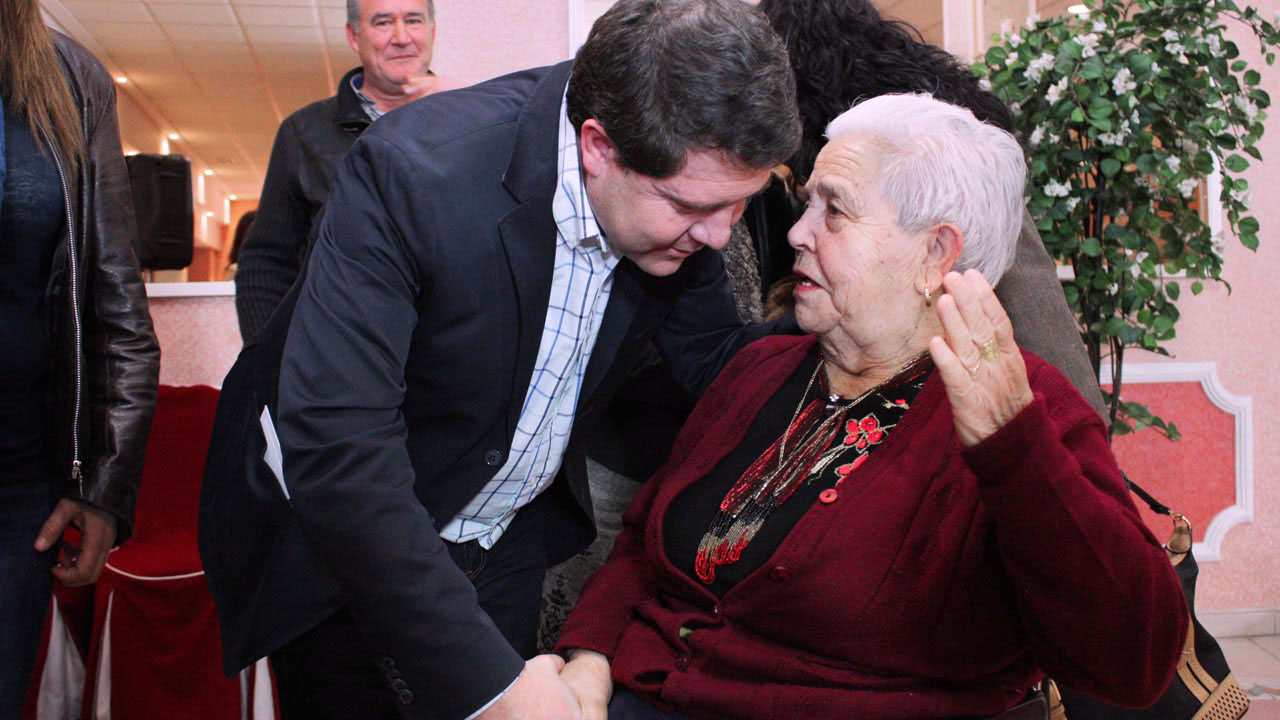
[[924, 287, 933, 307]]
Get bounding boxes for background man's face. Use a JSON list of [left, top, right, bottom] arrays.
[[346, 0, 435, 95]]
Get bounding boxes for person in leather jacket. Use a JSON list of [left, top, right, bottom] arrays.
[[0, 6, 159, 710]]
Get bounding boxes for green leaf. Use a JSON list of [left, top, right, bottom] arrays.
[[1104, 317, 1125, 336], [1079, 56, 1105, 80], [1191, 280, 1204, 294], [1063, 284, 1079, 306], [1136, 153, 1160, 174], [1082, 237, 1102, 257], [1242, 232, 1260, 250], [986, 46, 1008, 65], [1233, 60, 1249, 72], [1246, 69, 1262, 86], [1090, 116, 1113, 133], [1225, 154, 1250, 171], [1165, 281, 1180, 300], [1239, 216, 1260, 233], [1071, 107, 1086, 122]]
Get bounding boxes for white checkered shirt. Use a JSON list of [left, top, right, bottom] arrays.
[[439, 90, 619, 548]]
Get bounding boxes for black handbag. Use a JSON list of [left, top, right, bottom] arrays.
[[1057, 476, 1251, 720]]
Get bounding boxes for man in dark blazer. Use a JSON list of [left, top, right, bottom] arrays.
[[204, 2, 802, 719]]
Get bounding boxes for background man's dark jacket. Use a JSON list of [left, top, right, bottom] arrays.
[[201, 61, 791, 720], [233, 66, 369, 340]]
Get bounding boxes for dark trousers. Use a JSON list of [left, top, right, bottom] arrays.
[[608, 689, 694, 720], [0, 480, 57, 720], [271, 500, 548, 720]]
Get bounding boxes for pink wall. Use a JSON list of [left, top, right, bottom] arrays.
[[429, 1, 570, 84], [1112, 6, 1280, 610]]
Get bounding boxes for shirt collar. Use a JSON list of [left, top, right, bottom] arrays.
[[351, 71, 384, 122], [552, 89, 612, 258]]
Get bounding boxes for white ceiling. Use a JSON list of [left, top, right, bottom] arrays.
[[42, 0, 353, 199], [41, 0, 945, 201]]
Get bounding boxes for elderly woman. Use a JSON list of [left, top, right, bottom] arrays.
[[552, 94, 1188, 720]]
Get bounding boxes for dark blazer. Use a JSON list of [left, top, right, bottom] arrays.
[[202, 61, 790, 720]]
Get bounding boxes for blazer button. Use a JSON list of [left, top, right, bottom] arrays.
[[818, 488, 839, 504], [398, 689, 415, 705], [484, 449, 503, 467], [710, 604, 721, 619], [768, 566, 792, 583], [674, 654, 691, 670]]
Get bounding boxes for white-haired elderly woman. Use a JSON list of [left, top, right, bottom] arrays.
[[551, 94, 1188, 720]]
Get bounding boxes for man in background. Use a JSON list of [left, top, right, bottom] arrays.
[[234, 0, 455, 340]]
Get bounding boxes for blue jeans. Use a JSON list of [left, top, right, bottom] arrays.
[[0, 480, 57, 720]]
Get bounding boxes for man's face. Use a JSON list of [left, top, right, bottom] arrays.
[[581, 124, 771, 277], [346, 0, 435, 95]]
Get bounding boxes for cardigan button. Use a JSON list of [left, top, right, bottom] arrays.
[[818, 488, 839, 504], [674, 654, 691, 670], [710, 604, 721, 619], [768, 566, 791, 583], [484, 449, 503, 467]]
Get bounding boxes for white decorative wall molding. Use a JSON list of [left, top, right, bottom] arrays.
[[568, 0, 586, 57], [1100, 362, 1254, 562]]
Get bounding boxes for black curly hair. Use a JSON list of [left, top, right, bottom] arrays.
[[758, 0, 1013, 182]]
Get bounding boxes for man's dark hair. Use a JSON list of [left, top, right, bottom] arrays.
[[758, 0, 1013, 182], [567, 0, 801, 178]]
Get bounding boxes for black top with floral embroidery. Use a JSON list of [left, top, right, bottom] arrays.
[[664, 347, 931, 597]]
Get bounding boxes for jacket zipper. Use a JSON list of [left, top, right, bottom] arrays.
[[38, 123, 85, 498]]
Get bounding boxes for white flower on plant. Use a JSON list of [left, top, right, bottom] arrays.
[[1029, 125, 1047, 145], [1010, 102, 1023, 116], [1150, 62, 1161, 75], [1129, 109, 1140, 126], [1092, 21, 1106, 33], [1273, 9, 1280, 26], [1097, 130, 1126, 145], [1065, 197, 1082, 212], [1235, 96, 1260, 121], [1165, 155, 1181, 174], [1025, 13, 1041, 30], [1076, 33, 1101, 58], [1206, 34, 1221, 54], [1044, 179, 1072, 197], [1230, 187, 1252, 208], [1046, 77, 1070, 104], [1009, 32, 1023, 48], [1178, 178, 1199, 198], [1026, 53, 1056, 83], [1112, 67, 1137, 95], [979, 77, 993, 92], [1162, 29, 1180, 42], [1167, 42, 1186, 54], [1178, 137, 1199, 156]]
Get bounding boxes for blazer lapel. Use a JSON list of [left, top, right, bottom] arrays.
[[497, 61, 574, 434], [579, 261, 643, 406]]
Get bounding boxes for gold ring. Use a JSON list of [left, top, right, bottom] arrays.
[[967, 360, 981, 376], [979, 339, 1000, 362]]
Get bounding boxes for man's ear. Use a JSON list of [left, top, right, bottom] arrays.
[[579, 119, 617, 179], [346, 24, 360, 54], [919, 223, 964, 295]]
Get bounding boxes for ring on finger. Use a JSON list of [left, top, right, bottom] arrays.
[[967, 360, 981, 376], [979, 339, 999, 362]]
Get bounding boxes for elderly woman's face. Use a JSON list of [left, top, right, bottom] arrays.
[[788, 135, 932, 346]]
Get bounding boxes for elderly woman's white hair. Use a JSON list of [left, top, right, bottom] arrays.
[[824, 93, 1026, 285]]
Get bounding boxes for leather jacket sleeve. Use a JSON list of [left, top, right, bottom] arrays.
[[62, 35, 161, 543]]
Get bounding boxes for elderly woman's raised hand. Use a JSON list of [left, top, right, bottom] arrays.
[[928, 270, 1035, 447]]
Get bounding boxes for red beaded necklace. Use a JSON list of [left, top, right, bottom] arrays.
[[693, 351, 929, 585]]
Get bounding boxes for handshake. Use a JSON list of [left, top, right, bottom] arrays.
[[477, 650, 612, 720]]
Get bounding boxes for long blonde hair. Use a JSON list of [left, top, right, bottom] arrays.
[[0, 0, 83, 172]]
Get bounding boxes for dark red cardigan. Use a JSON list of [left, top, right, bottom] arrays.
[[557, 334, 1187, 719]]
